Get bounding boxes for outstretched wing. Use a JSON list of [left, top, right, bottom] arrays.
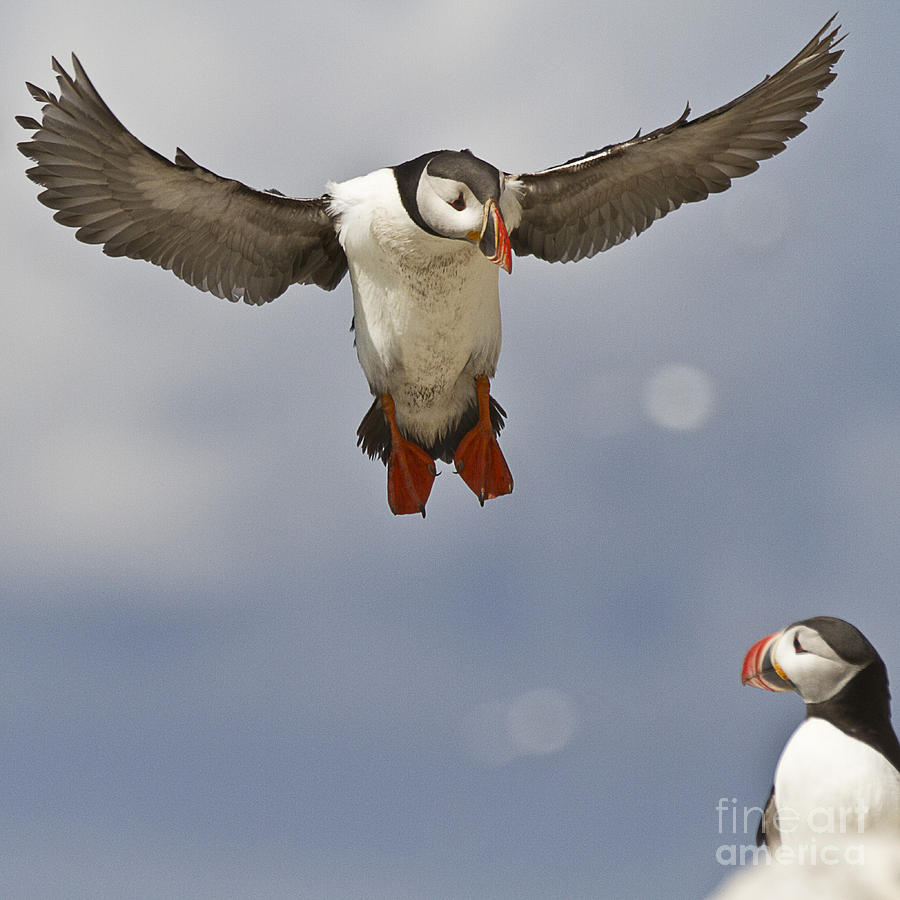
[[509, 17, 844, 264], [17, 55, 348, 305]]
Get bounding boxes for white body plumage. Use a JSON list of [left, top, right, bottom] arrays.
[[328, 168, 521, 448], [773, 718, 900, 848]]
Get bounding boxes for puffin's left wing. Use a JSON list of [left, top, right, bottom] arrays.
[[17, 55, 348, 306], [508, 17, 843, 264]]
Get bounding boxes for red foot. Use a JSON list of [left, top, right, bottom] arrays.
[[454, 425, 513, 505], [387, 437, 436, 516], [453, 375, 513, 506], [380, 392, 436, 516]]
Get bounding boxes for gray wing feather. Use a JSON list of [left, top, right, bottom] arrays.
[[17, 55, 348, 305], [510, 17, 844, 263]]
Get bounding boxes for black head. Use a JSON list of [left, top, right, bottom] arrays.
[[392, 150, 511, 270], [393, 149, 502, 232], [787, 616, 881, 668]]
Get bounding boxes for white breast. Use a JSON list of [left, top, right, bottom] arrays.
[[328, 169, 502, 446], [774, 718, 900, 848]]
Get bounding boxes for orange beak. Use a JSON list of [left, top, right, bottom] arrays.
[[741, 630, 793, 691], [477, 198, 512, 274]]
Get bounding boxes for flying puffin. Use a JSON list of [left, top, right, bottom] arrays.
[[742, 616, 900, 852], [17, 18, 842, 516]]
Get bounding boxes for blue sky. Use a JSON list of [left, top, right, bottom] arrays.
[[4, 2, 899, 897]]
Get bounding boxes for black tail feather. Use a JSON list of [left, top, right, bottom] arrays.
[[356, 394, 507, 465]]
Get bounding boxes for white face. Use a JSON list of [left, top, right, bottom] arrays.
[[415, 172, 489, 241], [772, 624, 866, 704]]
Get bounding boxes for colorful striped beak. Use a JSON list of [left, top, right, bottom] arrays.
[[477, 198, 512, 273], [742, 630, 794, 691]]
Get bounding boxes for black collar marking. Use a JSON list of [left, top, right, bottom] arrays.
[[393, 151, 439, 236], [806, 660, 900, 773]]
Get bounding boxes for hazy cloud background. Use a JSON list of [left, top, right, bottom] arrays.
[[4, 2, 899, 896]]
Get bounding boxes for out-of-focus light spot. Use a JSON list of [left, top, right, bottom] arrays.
[[643, 364, 714, 431], [462, 688, 578, 766], [507, 688, 579, 756]]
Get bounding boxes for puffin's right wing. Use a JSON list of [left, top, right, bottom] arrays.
[[17, 55, 348, 306], [756, 785, 780, 849], [508, 17, 843, 264]]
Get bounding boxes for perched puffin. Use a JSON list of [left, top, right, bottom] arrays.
[[17, 19, 842, 516], [742, 616, 900, 852]]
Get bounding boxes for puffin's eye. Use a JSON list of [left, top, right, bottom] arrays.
[[793, 634, 807, 654], [449, 192, 466, 211]]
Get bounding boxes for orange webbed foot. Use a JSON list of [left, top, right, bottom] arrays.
[[453, 375, 513, 506], [387, 437, 436, 516], [380, 393, 436, 517], [454, 426, 513, 505]]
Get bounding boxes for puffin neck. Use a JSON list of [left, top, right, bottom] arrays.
[[806, 659, 900, 771]]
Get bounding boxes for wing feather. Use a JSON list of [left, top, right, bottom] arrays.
[[510, 17, 844, 263], [18, 55, 348, 305], [757, 785, 780, 849]]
